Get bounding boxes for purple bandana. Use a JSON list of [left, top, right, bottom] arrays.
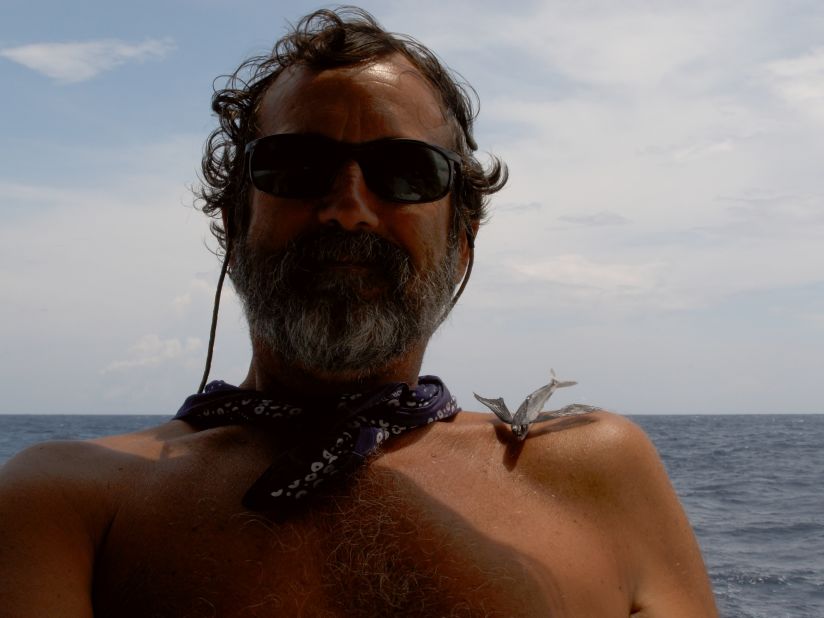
[[174, 376, 459, 517]]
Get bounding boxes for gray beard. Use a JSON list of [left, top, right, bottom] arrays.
[[230, 227, 458, 378]]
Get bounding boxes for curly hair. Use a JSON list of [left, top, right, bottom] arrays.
[[196, 6, 507, 252]]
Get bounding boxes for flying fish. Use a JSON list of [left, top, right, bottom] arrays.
[[474, 369, 598, 440]]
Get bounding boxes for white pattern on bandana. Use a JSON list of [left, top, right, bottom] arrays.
[[175, 377, 459, 518]]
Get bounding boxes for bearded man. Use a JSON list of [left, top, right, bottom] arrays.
[[0, 8, 718, 617]]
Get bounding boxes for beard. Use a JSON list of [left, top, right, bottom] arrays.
[[230, 226, 459, 379]]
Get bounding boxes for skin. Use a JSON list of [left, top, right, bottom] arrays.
[[234, 57, 470, 398], [0, 56, 718, 617]]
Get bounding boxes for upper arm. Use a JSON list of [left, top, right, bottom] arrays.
[[571, 413, 718, 617], [0, 442, 108, 617]]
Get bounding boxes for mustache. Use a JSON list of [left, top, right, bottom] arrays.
[[289, 227, 410, 269], [235, 227, 413, 290]]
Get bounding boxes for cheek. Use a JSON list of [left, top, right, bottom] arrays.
[[246, 196, 315, 247], [396, 202, 453, 267]]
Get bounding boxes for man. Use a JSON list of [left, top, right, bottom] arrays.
[[0, 8, 718, 617]]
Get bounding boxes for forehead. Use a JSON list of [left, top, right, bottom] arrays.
[[256, 55, 453, 145]]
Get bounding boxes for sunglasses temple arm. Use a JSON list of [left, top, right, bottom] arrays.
[[197, 245, 231, 394]]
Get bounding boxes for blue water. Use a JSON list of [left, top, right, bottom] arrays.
[[1, 413, 822, 617]]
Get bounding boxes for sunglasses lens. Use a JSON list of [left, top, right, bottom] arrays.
[[361, 141, 452, 203], [249, 135, 337, 199], [248, 135, 455, 203]]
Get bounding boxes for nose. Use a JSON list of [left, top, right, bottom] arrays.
[[316, 161, 380, 231]]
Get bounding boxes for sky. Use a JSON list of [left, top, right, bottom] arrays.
[[1, 0, 823, 415]]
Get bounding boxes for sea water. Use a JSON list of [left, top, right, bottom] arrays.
[[1, 413, 822, 617]]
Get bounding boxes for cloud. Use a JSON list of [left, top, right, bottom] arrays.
[[508, 253, 662, 291], [102, 335, 203, 373], [764, 47, 824, 122], [404, 1, 759, 93], [704, 194, 824, 241], [172, 278, 218, 316], [0, 38, 175, 83], [558, 211, 630, 227]]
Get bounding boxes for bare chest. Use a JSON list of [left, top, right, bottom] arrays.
[[92, 428, 630, 617]]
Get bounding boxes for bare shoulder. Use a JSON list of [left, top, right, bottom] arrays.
[[491, 411, 688, 525], [430, 409, 665, 509], [1, 419, 194, 487], [0, 420, 196, 616], [0, 420, 192, 534], [447, 409, 650, 468], [443, 411, 718, 616], [521, 410, 664, 487]]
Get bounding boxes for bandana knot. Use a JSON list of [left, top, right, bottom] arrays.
[[175, 376, 458, 518]]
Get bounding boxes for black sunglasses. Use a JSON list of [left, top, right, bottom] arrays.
[[245, 133, 462, 204]]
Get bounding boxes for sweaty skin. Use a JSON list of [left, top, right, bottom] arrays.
[[0, 56, 718, 617]]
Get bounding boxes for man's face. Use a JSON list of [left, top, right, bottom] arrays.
[[230, 56, 466, 379]]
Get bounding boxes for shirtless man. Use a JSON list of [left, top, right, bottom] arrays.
[[0, 8, 717, 617]]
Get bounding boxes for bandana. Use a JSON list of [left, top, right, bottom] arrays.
[[174, 376, 459, 517]]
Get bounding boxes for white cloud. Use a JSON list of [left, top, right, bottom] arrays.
[[766, 46, 824, 79], [172, 279, 217, 316], [764, 47, 824, 122], [0, 38, 175, 83], [521, 8, 716, 88], [102, 335, 203, 373], [394, 1, 764, 93], [509, 254, 661, 291], [4, 1, 824, 414]]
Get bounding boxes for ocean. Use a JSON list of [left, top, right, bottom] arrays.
[[1, 413, 822, 617]]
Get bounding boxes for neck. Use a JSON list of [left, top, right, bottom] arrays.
[[238, 342, 426, 400]]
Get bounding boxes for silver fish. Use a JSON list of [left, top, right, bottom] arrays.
[[474, 369, 598, 440]]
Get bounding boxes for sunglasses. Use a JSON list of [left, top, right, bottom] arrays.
[[245, 133, 462, 204]]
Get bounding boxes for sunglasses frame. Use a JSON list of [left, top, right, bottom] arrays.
[[244, 133, 463, 204]]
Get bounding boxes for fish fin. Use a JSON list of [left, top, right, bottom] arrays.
[[534, 404, 600, 423], [554, 380, 577, 389], [473, 393, 513, 423]]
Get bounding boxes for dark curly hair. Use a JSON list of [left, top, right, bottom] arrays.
[[196, 6, 507, 252]]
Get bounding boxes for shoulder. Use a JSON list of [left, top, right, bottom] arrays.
[[450, 408, 650, 465], [443, 410, 681, 545], [0, 438, 135, 615], [0, 440, 113, 547], [0, 420, 196, 517], [2, 437, 126, 492], [2, 419, 189, 472], [0, 421, 201, 600], [514, 411, 717, 615], [408, 411, 716, 614], [0, 420, 177, 616], [487, 409, 672, 510], [434, 409, 662, 505], [524, 410, 659, 480]]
